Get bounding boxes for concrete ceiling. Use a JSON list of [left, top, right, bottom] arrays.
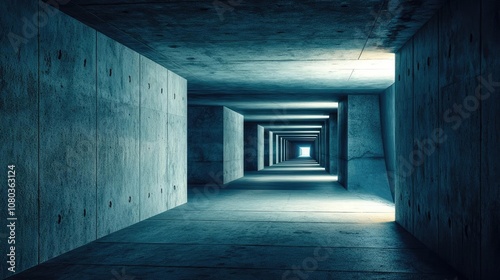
[[60, 0, 445, 124]]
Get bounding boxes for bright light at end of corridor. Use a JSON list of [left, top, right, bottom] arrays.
[[299, 147, 311, 157]]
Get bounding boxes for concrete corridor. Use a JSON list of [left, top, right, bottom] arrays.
[[11, 159, 459, 279]]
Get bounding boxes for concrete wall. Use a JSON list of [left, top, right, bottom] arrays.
[[275, 134, 279, 164], [347, 95, 392, 202], [167, 70, 188, 210], [480, 0, 500, 277], [395, 0, 500, 278], [223, 107, 244, 183], [337, 99, 348, 187], [188, 106, 243, 185], [0, 0, 39, 275], [244, 123, 258, 171], [268, 131, 274, 166], [327, 113, 338, 175], [97, 33, 140, 236], [188, 106, 223, 185], [257, 125, 264, 170], [264, 129, 270, 167], [380, 85, 396, 200], [321, 123, 328, 168], [243, 123, 264, 171], [0, 4, 187, 278]]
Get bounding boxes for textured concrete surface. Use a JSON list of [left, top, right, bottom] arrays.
[[263, 129, 270, 167], [187, 106, 224, 185], [412, 15, 439, 251], [38, 10, 98, 262], [0, 0, 39, 277], [439, 79, 481, 279], [257, 125, 264, 170], [2, 0, 497, 279], [224, 107, 244, 184], [188, 106, 243, 185], [393, 0, 498, 278], [96, 33, 140, 238], [56, 0, 447, 106], [280, 137, 285, 163], [275, 134, 279, 164], [395, 38, 414, 234], [327, 113, 338, 175], [244, 123, 259, 171], [139, 56, 169, 220], [0, 4, 188, 277], [437, 2, 482, 277], [337, 100, 348, 188], [9, 159, 461, 280], [167, 70, 188, 209], [268, 131, 274, 166], [379, 85, 396, 201], [320, 125, 328, 168], [481, 0, 500, 277], [347, 95, 392, 202]]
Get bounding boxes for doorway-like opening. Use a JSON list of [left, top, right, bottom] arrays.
[[298, 145, 311, 157]]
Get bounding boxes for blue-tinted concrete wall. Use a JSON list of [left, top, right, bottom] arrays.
[[188, 106, 223, 185], [347, 95, 392, 202], [328, 113, 338, 175], [0, 3, 187, 277], [380, 85, 396, 200], [244, 123, 264, 171], [337, 99, 348, 187], [188, 106, 243, 185], [257, 125, 264, 170], [0, 0, 39, 275], [268, 131, 274, 166], [395, 0, 500, 277], [223, 107, 244, 183]]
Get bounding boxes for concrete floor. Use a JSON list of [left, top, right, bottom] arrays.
[[10, 159, 461, 280]]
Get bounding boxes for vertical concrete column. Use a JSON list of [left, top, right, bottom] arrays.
[[244, 123, 264, 171], [281, 137, 285, 162], [320, 127, 324, 166], [269, 131, 274, 166], [257, 125, 264, 170], [287, 140, 291, 160], [328, 112, 338, 175], [283, 138, 285, 161], [223, 107, 244, 183], [347, 95, 391, 201], [380, 86, 396, 199], [167, 70, 188, 210], [244, 123, 259, 171], [323, 122, 329, 169], [338, 99, 348, 188], [188, 106, 243, 185], [395, 38, 414, 233], [319, 129, 325, 166], [313, 139, 319, 161], [275, 134, 279, 163], [187, 106, 223, 185], [264, 129, 270, 167]]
